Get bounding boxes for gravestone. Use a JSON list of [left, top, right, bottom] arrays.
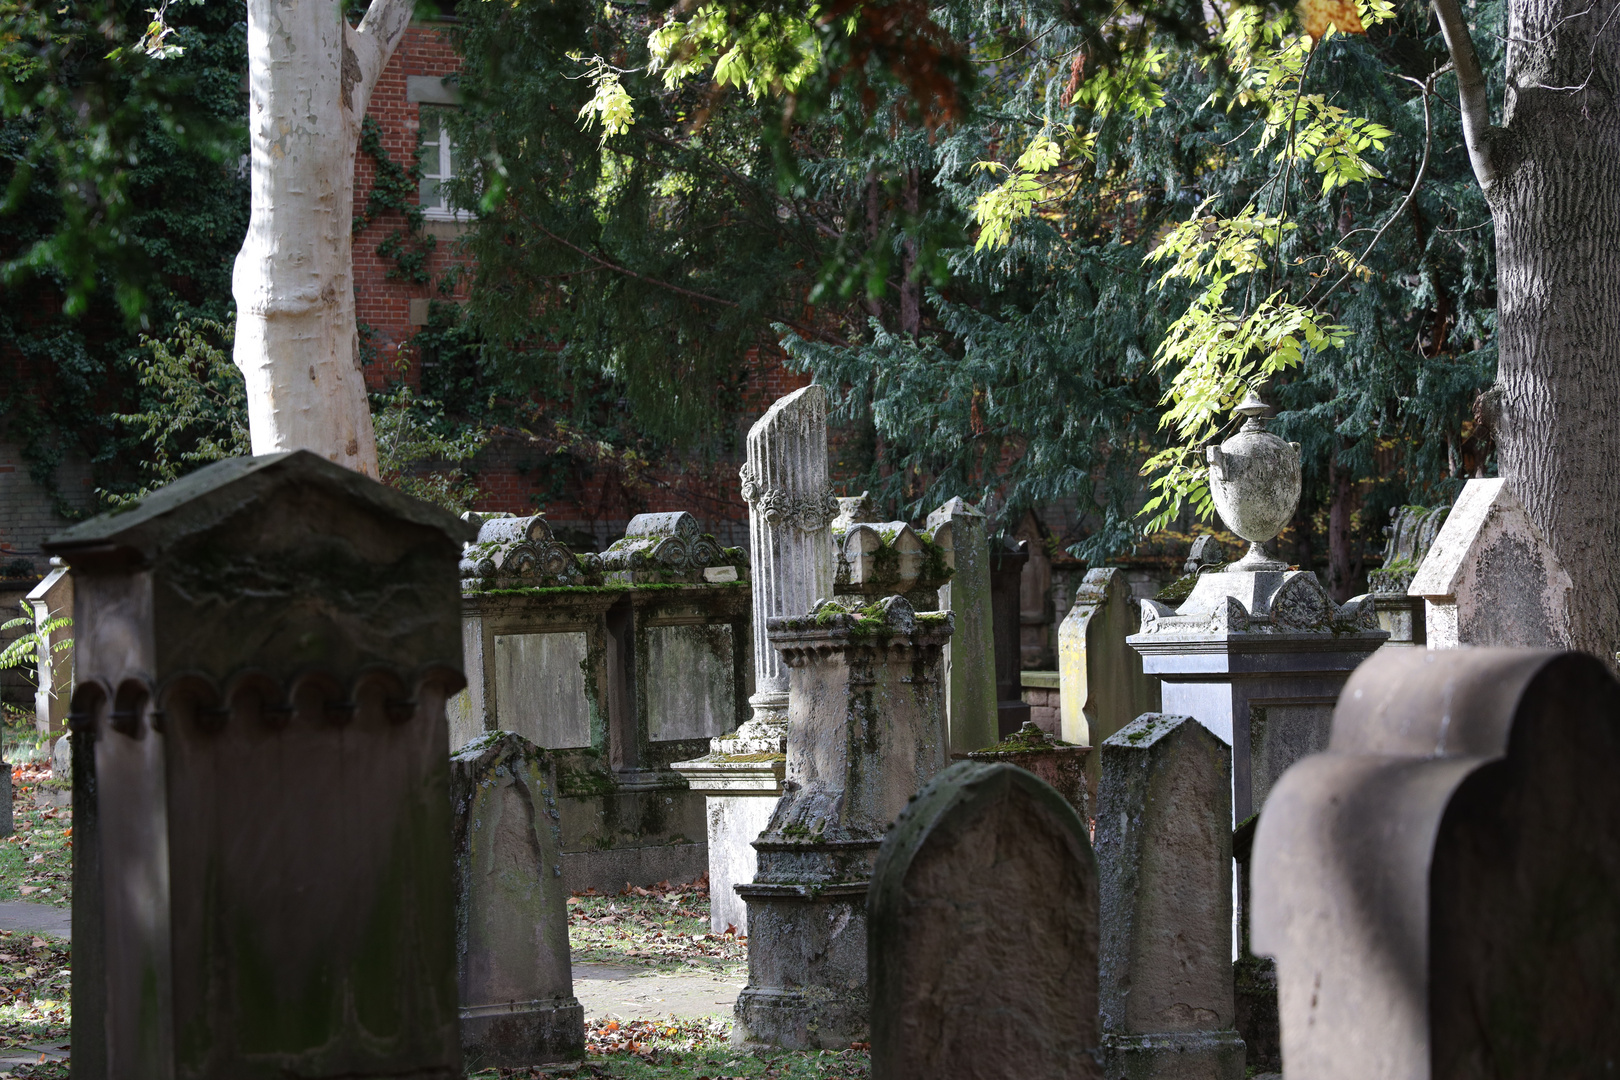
[[868, 760, 1100, 1080], [1366, 504, 1448, 647], [1252, 648, 1620, 1077], [961, 721, 1089, 821], [677, 386, 836, 934], [47, 451, 470, 1080], [452, 732, 583, 1069], [457, 511, 747, 892], [927, 497, 998, 755], [1058, 568, 1160, 793], [1408, 478, 1571, 649], [24, 560, 72, 734], [1096, 715, 1245, 1079], [734, 596, 951, 1050], [990, 537, 1031, 735]]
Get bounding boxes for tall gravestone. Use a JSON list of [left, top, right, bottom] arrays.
[[1408, 478, 1571, 649], [1096, 714, 1245, 1079], [47, 451, 470, 1080], [1129, 393, 1385, 822], [451, 732, 583, 1069], [990, 537, 1032, 735], [734, 596, 951, 1050], [1366, 504, 1448, 648], [868, 760, 1100, 1080], [1058, 568, 1160, 793], [927, 497, 998, 755], [676, 386, 836, 935], [1252, 648, 1620, 1077]]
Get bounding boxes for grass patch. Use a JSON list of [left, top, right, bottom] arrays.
[[0, 767, 70, 907], [568, 880, 745, 974]]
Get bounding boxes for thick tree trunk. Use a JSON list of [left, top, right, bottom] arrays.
[[232, 0, 413, 476], [1326, 444, 1359, 603], [1436, 0, 1620, 658]]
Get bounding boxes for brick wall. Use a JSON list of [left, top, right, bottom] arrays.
[[0, 437, 96, 576]]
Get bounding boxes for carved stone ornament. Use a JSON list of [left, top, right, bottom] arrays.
[[1136, 571, 1379, 637], [598, 511, 741, 583], [1206, 391, 1302, 572], [739, 462, 840, 533], [460, 513, 597, 589]]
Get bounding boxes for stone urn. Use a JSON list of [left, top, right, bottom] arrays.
[[1206, 391, 1300, 571]]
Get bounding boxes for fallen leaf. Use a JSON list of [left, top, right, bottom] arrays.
[[19, 887, 37, 896]]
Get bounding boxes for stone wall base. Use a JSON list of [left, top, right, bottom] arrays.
[[1102, 1029, 1246, 1080], [733, 886, 870, 1051], [461, 997, 585, 1070], [560, 842, 706, 894]]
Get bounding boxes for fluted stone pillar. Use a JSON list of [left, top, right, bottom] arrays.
[[674, 385, 838, 934], [735, 384, 839, 749]]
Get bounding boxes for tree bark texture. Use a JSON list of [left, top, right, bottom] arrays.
[[1326, 443, 1359, 604], [1438, 0, 1620, 657], [232, 0, 414, 476]]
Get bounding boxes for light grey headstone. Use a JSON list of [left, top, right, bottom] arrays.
[[928, 497, 998, 754], [1097, 714, 1245, 1079], [1058, 568, 1160, 791], [869, 760, 1100, 1080], [25, 563, 73, 734], [452, 731, 583, 1068], [1253, 648, 1620, 1078], [1408, 478, 1571, 648]]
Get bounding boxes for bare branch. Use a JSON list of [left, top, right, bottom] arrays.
[[349, 0, 416, 100], [1432, 0, 1498, 189]]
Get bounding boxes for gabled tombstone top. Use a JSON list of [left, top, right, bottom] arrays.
[[45, 450, 474, 566], [1408, 478, 1560, 599]]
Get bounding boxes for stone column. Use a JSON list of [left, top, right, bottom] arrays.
[[1097, 714, 1245, 1079], [735, 384, 839, 750], [47, 451, 470, 1080], [733, 596, 951, 1051], [452, 732, 584, 1067], [676, 386, 837, 934], [926, 497, 998, 755]]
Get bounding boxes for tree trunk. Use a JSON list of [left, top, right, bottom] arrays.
[[232, 0, 413, 476], [1436, 0, 1620, 658]]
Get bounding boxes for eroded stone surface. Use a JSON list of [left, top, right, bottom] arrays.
[[1097, 715, 1244, 1080], [452, 731, 584, 1068], [869, 760, 1100, 1080], [1058, 568, 1160, 794], [927, 498, 998, 755]]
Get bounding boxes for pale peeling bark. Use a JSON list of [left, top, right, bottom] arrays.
[[1435, 0, 1620, 659], [232, 0, 414, 476]]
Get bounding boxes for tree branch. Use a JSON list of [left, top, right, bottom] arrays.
[[1432, 0, 1498, 189], [351, 0, 416, 100]]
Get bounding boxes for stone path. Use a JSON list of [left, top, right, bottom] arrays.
[[0, 901, 70, 939], [573, 962, 744, 1020]]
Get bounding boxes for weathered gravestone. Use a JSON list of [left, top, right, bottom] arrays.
[[47, 451, 471, 1080], [868, 760, 1101, 1080], [451, 731, 583, 1068], [1408, 477, 1571, 649], [927, 498, 998, 754], [1096, 715, 1245, 1080], [734, 596, 950, 1050], [1252, 648, 1620, 1078], [24, 559, 72, 734], [961, 720, 1089, 821], [1366, 504, 1448, 648], [676, 385, 836, 934], [1059, 568, 1161, 794]]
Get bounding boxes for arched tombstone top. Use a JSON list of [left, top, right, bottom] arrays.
[[1252, 647, 1620, 1078], [623, 512, 701, 540], [868, 760, 1102, 1080]]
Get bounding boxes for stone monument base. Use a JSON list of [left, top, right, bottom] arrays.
[[1102, 1029, 1246, 1080], [732, 879, 871, 1051], [672, 751, 786, 934], [462, 998, 585, 1069]]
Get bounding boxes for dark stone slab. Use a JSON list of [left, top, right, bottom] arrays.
[[869, 760, 1100, 1080], [1253, 648, 1620, 1077], [48, 451, 468, 1080]]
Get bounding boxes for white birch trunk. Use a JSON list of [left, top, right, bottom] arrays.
[[232, 0, 414, 476]]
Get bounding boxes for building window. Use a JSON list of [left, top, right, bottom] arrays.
[[418, 107, 466, 221]]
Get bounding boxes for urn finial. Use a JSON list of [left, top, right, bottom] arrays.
[[1204, 390, 1300, 572]]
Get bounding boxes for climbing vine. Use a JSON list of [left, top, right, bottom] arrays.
[[355, 115, 437, 285]]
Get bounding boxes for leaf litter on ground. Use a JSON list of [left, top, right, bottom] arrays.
[[569, 876, 745, 972]]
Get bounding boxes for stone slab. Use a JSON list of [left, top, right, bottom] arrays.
[[573, 962, 745, 1019], [0, 901, 71, 938]]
